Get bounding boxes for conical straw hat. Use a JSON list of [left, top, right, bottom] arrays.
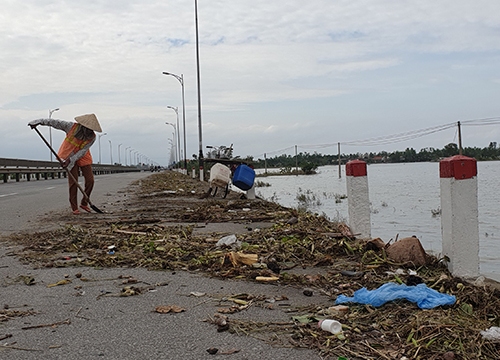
[[74, 113, 102, 132]]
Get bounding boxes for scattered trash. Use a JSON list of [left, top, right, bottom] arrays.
[[474, 276, 486, 286], [480, 326, 500, 342], [216, 234, 241, 249], [122, 277, 138, 284], [335, 282, 456, 309], [322, 305, 349, 317], [255, 276, 279, 282], [365, 237, 386, 251], [266, 260, 281, 274], [340, 270, 365, 278], [251, 262, 267, 269], [206, 347, 218, 355], [22, 318, 71, 330], [16, 275, 35, 286], [189, 291, 206, 297], [292, 314, 314, 324], [385, 236, 428, 266], [226, 251, 258, 267], [303, 288, 313, 297], [154, 305, 186, 314], [406, 275, 424, 286], [219, 348, 240, 355], [318, 319, 342, 334], [47, 279, 72, 288], [213, 314, 229, 332]]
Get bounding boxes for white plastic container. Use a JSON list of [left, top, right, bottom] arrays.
[[318, 319, 342, 334], [209, 163, 231, 187]]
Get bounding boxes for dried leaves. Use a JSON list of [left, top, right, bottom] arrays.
[[4, 171, 500, 359]]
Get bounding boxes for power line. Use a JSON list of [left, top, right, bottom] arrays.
[[256, 116, 500, 158]]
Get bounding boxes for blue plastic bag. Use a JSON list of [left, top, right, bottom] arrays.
[[335, 282, 456, 309]]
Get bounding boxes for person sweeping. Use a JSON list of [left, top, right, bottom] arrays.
[[28, 114, 103, 215]]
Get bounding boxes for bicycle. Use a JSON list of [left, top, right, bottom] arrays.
[[204, 145, 253, 198]]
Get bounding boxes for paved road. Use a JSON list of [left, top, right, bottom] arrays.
[[0, 172, 327, 360], [0, 171, 153, 235]]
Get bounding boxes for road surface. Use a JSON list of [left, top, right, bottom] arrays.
[[0, 171, 153, 235], [0, 171, 326, 360]]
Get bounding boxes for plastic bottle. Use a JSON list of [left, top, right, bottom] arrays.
[[318, 319, 342, 334]]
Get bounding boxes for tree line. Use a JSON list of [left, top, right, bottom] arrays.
[[248, 142, 500, 169]]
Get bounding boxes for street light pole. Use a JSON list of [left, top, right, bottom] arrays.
[[126, 146, 131, 166], [166, 106, 181, 168], [48, 108, 60, 161], [109, 140, 113, 164], [98, 133, 107, 164], [165, 122, 177, 166], [118, 144, 122, 165], [162, 72, 187, 170], [194, 0, 204, 181]]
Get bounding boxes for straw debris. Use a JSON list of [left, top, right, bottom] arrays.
[[4, 171, 500, 359]]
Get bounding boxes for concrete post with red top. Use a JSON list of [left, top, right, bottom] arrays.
[[346, 159, 371, 239], [440, 155, 479, 278]]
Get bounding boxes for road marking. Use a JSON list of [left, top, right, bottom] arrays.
[[0, 193, 18, 198]]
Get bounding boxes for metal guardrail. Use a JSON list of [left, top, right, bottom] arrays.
[[0, 157, 143, 183]]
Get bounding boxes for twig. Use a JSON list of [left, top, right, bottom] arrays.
[[362, 340, 391, 360], [0, 334, 12, 341], [192, 298, 213, 308], [22, 318, 71, 330], [113, 229, 149, 236], [0, 344, 42, 352]]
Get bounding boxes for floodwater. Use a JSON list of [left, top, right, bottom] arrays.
[[254, 162, 500, 279]]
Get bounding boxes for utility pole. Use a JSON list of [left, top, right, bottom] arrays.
[[295, 145, 298, 175], [338, 142, 341, 179], [195, 0, 204, 181], [457, 121, 463, 155]]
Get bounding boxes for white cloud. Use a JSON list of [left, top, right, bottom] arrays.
[[1, 0, 500, 163]]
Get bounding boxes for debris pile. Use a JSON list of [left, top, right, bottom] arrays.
[[4, 171, 500, 359]]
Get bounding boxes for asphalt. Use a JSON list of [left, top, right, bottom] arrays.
[[0, 173, 329, 360]]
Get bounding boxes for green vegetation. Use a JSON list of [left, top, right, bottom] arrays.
[[252, 142, 500, 169]]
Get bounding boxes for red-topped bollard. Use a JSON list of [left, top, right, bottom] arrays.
[[440, 155, 479, 278], [346, 160, 371, 239]]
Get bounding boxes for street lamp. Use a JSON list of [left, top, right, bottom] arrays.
[[194, 0, 204, 180], [118, 143, 122, 165], [125, 146, 131, 166], [162, 71, 187, 170], [165, 122, 176, 164], [98, 133, 107, 164], [166, 106, 181, 169], [48, 108, 59, 161], [168, 138, 175, 166], [109, 140, 113, 164]]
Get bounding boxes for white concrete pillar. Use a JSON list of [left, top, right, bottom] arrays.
[[192, 168, 196, 179], [246, 186, 256, 200], [346, 160, 371, 239], [440, 155, 479, 278]]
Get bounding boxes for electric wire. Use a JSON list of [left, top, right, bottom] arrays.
[[256, 116, 500, 159]]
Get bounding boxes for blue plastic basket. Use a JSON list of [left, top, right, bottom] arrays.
[[232, 164, 255, 191]]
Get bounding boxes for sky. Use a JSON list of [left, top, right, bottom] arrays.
[[1, 0, 500, 166]]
